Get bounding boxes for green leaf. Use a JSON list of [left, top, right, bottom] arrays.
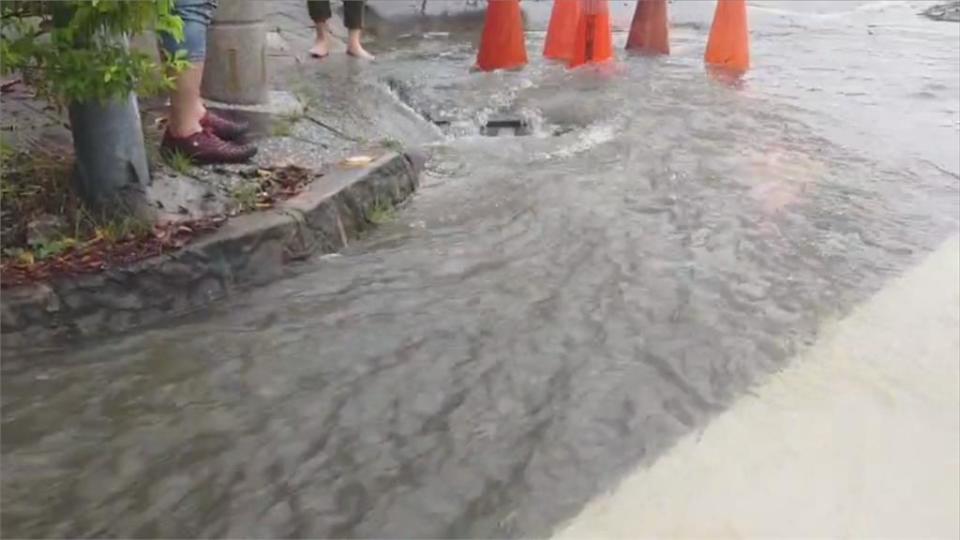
[[1, 0, 187, 102]]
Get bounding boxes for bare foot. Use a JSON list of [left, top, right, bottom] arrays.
[[309, 39, 329, 58], [346, 44, 375, 61]]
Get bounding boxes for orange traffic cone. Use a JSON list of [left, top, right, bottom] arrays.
[[544, 0, 581, 61], [704, 0, 749, 73], [626, 0, 669, 55], [476, 0, 528, 72], [569, 0, 613, 68]]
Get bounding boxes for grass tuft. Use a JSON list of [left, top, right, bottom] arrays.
[[164, 149, 193, 174], [230, 182, 262, 213], [367, 196, 395, 225], [379, 137, 404, 152]]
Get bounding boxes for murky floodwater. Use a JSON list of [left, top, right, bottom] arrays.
[[3, 1, 958, 537]]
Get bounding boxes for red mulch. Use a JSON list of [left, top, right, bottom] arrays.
[[0, 217, 226, 288]]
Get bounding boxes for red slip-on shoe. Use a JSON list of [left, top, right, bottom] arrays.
[[161, 128, 257, 165], [200, 111, 249, 141]]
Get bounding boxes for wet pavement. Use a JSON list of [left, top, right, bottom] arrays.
[[2, 1, 959, 537], [555, 234, 960, 538]]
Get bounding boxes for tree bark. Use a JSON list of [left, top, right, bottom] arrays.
[[68, 92, 152, 216]]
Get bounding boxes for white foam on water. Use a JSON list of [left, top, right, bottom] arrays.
[[536, 122, 619, 161], [555, 235, 960, 539]]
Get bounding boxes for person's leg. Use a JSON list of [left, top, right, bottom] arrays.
[[167, 65, 206, 137], [307, 0, 333, 57], [344, 0, 374, 60], [158, 0, 255, 163], [159, 0, 212, 137]]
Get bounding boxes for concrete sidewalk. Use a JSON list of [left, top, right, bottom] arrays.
[[556, 235, 960, 539]]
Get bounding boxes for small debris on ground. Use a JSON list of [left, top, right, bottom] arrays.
[[1, 78, 21, 93], [25, 214, 66, 248], [1, 217, 226, 288], [232, 164, 318, 213], [343, 155, 374, 167]]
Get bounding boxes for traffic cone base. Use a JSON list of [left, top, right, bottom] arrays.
[[704, 0, 749, 73], [569, 0, 613, 68], [544, 0, 581, 61], [626, 0, 670, 55], [476, 0, 528, 72]]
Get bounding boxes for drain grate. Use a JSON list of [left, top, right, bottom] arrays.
[[383, 77, 536, 138], [480, 116, 532, 137], [427, 115, 533, 137]]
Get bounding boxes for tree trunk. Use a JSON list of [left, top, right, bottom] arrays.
[[51, 3, 152, 217], [68, 93, 152, 216]]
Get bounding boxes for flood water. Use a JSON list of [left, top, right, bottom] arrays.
[[2, 1, 958, 537]]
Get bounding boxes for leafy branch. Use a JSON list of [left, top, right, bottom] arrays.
[[0, 0, 188, 104]]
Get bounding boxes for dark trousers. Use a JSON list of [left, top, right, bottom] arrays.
[[308, 0, 364, 30]]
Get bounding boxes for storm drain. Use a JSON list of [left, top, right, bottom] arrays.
[[427, 115, 533, 137], [480, 116, 532, 137], [383, 77, 543, 138]]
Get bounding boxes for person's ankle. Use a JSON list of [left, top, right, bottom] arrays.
[[347, 43, 374, 60], [310, 34, 329, 56], [314, 22, 328, 39], [167, 124, 202, 139]]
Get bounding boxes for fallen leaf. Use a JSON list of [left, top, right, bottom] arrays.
[[18, 251, 35, 266], [344, 155, 374, 167]]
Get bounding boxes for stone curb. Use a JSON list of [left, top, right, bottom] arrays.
[[0, 151, 422, 350]]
